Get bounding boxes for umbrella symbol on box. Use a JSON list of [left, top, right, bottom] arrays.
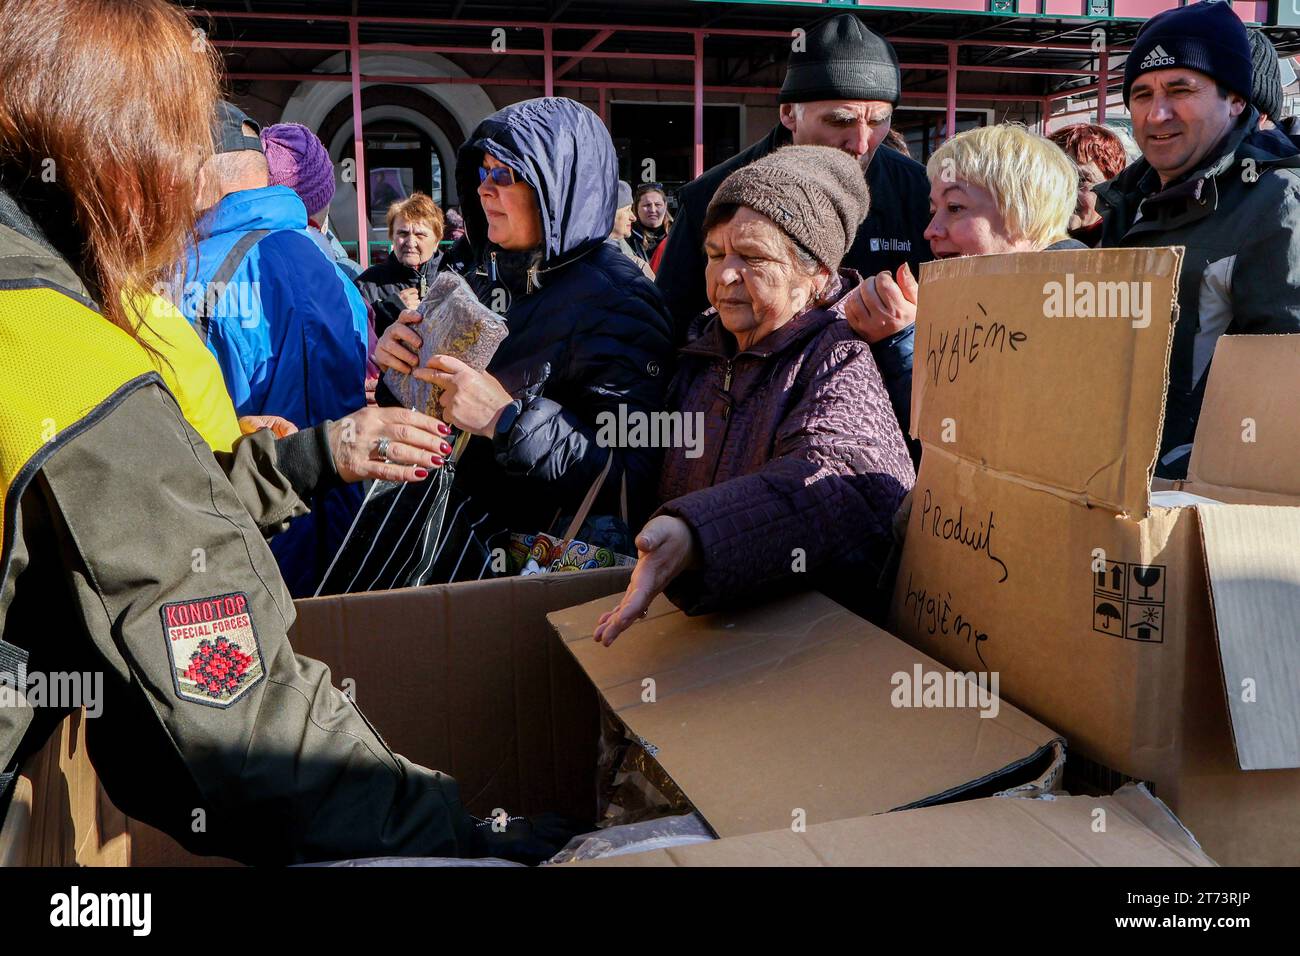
[[1094, 601, 1122, 632]]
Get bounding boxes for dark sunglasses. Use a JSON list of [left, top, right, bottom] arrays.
[[478, 165, 520, 187], [635, 182, 665, 195]]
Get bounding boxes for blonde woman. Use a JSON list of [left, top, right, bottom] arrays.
[[844, 124, 1084, 438]]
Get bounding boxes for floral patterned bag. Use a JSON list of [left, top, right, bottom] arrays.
[[507, 454, 636, 575]]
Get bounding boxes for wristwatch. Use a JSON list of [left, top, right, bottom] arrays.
[[492, 398, 524, 453]]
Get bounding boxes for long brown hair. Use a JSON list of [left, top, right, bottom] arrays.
[[0, 0, 220, 341]]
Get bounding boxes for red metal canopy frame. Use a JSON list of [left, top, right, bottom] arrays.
[[201, 8, 1127, 268]]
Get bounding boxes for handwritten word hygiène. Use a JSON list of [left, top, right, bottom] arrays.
[[901, 572, 991, 668], [924, 302, 1028, 386], [919, 488, 1008, 583]]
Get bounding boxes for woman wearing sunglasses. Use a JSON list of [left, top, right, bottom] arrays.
[[372, 98, 675, 569]]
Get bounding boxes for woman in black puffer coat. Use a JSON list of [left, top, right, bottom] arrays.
[[374, 97, 674, 556]]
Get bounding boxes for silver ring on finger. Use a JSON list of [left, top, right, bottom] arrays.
[[375, 436, 392, 461]]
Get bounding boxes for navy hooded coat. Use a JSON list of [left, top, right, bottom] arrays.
[[445, 98, 675, 541]]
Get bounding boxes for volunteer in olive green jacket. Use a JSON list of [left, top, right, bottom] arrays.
[[0, 199, 489, 864], [0, 0, 566, 866]]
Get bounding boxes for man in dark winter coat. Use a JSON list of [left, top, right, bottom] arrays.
[[373, 98, 674, 553], [1096, 2, 1300, 478], [654, 12, 930, 444]]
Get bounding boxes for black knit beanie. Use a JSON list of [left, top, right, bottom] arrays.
[[779, 13, 900, 105], [707, 145, 870, 273], [1249, 30, 1283, 122], [1123, 1, 1251, 106]]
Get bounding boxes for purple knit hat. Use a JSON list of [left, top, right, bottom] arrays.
[[260, 122, 336, 216]]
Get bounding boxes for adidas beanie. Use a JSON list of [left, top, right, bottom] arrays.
[[1123, 1, 1251, 107]]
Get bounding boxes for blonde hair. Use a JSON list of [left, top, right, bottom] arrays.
[[926, 124, 1076, 248]]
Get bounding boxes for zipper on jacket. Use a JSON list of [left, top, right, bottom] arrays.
[[722, 358, 733, 418], [710, 359, 735, 486], [489, 250, 498, 283]]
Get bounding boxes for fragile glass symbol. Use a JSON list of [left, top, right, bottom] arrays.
[[1133, 565, 1161, 600]]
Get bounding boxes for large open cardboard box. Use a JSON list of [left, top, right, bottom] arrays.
[[891, 247, 1300, 865], [8, 570, 1075, 866], [548, 590, 1064, 838]]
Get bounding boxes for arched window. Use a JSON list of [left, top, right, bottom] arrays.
[[363, 119, 444, 239]]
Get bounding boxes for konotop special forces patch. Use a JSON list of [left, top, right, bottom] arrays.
[[160, 592, 265, 707]]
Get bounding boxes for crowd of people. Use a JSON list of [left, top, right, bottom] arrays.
[[1, 0, 1298, 865]]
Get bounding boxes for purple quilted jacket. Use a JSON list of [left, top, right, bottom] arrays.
[[656, 272, 915, 614]]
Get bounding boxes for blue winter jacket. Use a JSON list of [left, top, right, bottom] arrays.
[[179, 185, 368, 597]]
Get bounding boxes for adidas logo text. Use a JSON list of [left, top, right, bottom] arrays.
[[1140, 45, 1176, 69]]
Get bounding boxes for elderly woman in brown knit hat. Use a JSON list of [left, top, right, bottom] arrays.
[[595, 145, 916, 646]]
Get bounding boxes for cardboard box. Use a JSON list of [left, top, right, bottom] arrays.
[[8, 570, 1068, 865], [3, 569, 633, 866], [548, 590, 1065, 839], [574, 784, 1215, 867], [4, 550, 1210, 869], [890, 247, 1300, 865]]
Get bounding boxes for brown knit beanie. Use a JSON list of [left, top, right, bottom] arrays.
[[707, 145, 870, 272]]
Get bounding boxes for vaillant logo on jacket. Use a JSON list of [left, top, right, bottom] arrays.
[[1140, 45, 1176, 69], [869, 237, 912, 253]]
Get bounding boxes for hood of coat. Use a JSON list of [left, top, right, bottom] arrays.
[[456, 97, 616, 269]]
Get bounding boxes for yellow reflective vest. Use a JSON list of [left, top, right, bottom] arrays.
[[0, 282, 158, 583], [130, 293, 241, 454]]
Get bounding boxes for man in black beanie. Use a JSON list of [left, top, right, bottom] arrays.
[[1247, 28, 1300, 144], [1096, 0, 1300, 479], [1248, 30, 1284, 130], [654, 13, 929, 447]]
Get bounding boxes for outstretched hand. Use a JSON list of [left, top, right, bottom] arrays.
[[593, 516, 699, 647], [239, 415, 298, 439]]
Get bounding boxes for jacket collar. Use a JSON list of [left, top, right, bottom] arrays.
[[0, 176, 95, 302], [680, 270, 851, 362], [197, 185, 308, 238], [384, 249, 440, 283]]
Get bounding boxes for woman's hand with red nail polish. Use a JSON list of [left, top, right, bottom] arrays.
[[327, 406, 451, 484]]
